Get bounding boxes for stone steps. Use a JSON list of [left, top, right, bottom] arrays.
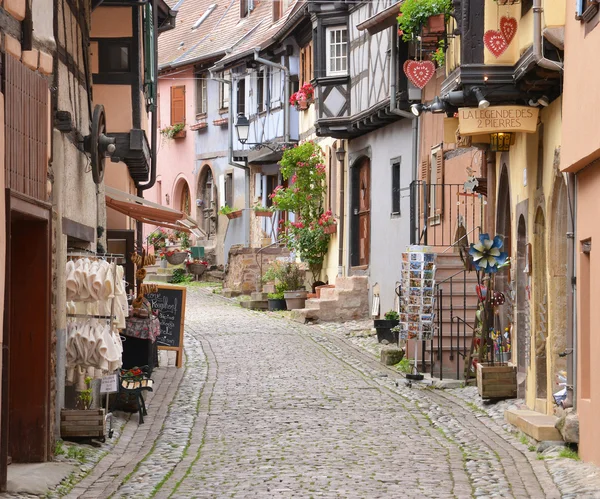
[[504, 408, 563, 442]]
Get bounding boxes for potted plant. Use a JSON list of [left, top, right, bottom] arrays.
[[219, 205, 242, 220], [431, 40, 446, 68], [270, 142, 333, 285], [290, 83, 315, 111], [160, 122, 186, 139], [374, 310, 400, 343], [60, 377, 105, 440], [397, 0, 452, 42], [319, 210, 337, 235], [267, 292, 287, 311], [164, 249, 189, 265], [174, 230, 190, 250], [186, 258, 208, 277], [262, 261, 306, 310], [253, 204, 273, 217]]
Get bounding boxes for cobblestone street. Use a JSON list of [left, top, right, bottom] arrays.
[[45, 287, 600, 498]]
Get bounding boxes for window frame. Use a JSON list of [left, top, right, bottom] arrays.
[[391, 160, 401, 216], [219, 70, 230, 111], [325, 26, 348, 77], [98, 38, 133, 74], [225, 172, 234, 208], [256, 69, 265, 113], [240, 0, 249, 18], [196, 72, 207, 117], [237, 77, 246, 116]]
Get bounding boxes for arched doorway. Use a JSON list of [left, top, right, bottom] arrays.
[[197, 165, 217, 238], [548, 176, 569, 397], [350, 157, 371, 267], [495, 165, 513, 341], [516, 215, 529, 396], [533, 207, 548, 401], [173, 178, 192, 217]]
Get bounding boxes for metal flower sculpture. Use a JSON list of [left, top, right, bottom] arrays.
[[469, 234, 508, 273]]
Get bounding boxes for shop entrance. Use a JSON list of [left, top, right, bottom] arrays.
[[350, 157, 371, 268], [1, 192, 52, 490], [516, 215, 529, 398], [534, 207, 549, 404]]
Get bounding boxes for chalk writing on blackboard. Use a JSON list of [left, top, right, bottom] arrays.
[[145, 287, 184, 349]]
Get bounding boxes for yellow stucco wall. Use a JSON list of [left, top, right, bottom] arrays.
[[499, 97, 563, 414]]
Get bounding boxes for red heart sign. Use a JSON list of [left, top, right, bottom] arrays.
[[403, 60, 436, 89], [500, 16, 517, 45], [484, 30, 508, 58]]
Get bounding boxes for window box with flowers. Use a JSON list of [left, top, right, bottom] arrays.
[[160, 123, 186, 139], [219, 205, 242, 220], [290, 83, 315, 111], [253, 204, 273, 217], [397, 0, 452, 42]]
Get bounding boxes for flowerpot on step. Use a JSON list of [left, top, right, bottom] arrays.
[[284, 290, 308, 310], [374, 319, 400, 343], [426, 14, 446, 34], [268, 298, 287, 311]]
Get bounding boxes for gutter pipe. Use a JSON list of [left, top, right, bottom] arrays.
[[566, 172, 577, 408], [137, 0, 159, 247], [338, 141, 346, 277], [533, 0, 563, 72], [389, 27, 419, 232]]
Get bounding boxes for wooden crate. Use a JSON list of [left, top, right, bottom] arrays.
[[60, 409, 105, 439], [477, 363, 517, 400]]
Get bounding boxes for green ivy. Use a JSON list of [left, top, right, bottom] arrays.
[[397, 0, 452, 42]]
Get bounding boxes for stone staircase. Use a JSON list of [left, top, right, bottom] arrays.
[[145, 263, 174, 283], [291, 276, 369, 323], [240, 292, 269, 311]]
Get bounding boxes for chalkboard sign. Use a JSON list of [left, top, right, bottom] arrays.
[[145, 284, 186, 368]]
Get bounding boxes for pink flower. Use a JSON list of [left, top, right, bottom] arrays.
[[291, 174, 298, 183]]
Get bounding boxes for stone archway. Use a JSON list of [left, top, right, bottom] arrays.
[[548, 176, 569, 396], [533, 207, 548, 401], [197, 165, 217, 238], [173, 177, 192, 216], [516, 214, 529, 397]]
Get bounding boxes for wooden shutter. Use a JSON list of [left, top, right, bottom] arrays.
[[308, 41, 313, 81], [170, 85, 185, 125], [435, 151, 444, 215], [420, 157, 430, 218]]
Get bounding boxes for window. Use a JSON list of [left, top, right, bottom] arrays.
[[328, 147, 337, 213], [225, 173, 234, 207], [240, 0, 248, 18], [237, 78, 246, 116], [429, 146, 444, 222], [273, 0, 289, 22], [170, 85, 186, 125], [300, 41, 313, 85], [326, 26, 348, 76], [99, 40, 132, 73], [391, 162, 401, 215], [257, 69, 265, 113], [576, 0, 599, 23], [219, 71, 230, 110], [269, 67, 282, 107], [265, 175, 277, 208], [196, 73, 207, 116]]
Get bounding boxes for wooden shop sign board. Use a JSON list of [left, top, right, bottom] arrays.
[[458, 106, 539, 136], [145, 284, 186, 368]]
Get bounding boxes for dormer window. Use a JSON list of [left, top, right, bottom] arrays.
[[241, 0, 249, 18], [326, 26, 348, 76], [273, 0, 290, 22]]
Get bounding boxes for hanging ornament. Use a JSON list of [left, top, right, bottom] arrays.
[[490, 291, 506, 307], [500, 16, 517, 45], [403, 60, 436, 89]]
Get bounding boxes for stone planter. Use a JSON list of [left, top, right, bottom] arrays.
[[268, 298, 287, 311], [187, 263, 207, 276], [284, 290, 308, 310], [165, 252, 188, 265], [226, 210, 243, 220], [374, 319, 400, 343]]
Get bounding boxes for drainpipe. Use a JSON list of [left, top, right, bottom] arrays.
[[137, 0, 159, 246], [253, 49, 290, 144], [389, 27, 419, 237], [565, 172, 576, 408], [338, 140, 346, 277], [533, 0, 564, 72], [486, 148, 496, 235]]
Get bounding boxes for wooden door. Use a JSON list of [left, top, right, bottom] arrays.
[[357, 158, 371, 267], [107, 230, 135, 295]]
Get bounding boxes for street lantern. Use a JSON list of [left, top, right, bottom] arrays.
[[489, 132, 512, 152], [335, 144, 346, 163], [235, 113, 250, 144]]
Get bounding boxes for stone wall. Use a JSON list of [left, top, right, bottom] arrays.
[[224, 245, 290, 294]]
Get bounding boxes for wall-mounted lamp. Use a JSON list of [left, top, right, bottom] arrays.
[[428, 96, 445, 114], [473, 87, 490, 109], [235, 113, 250, 144], [489, 132, 512, 152], [410, 103, 424, 117], [335, 144, 346, 163]]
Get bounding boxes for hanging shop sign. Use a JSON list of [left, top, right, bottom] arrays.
[[457, 106, 539, 136]]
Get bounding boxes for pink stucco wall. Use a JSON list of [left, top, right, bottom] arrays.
[[145, 68, 197, 237]]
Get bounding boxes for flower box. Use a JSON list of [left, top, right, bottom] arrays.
[[425, 14, 446, 34], [165, 251, 188, 265], [190, 122, 208, 131], [213, 118, 228, 127], [173, 129, 186, 139], [226, 210, 243, 220], [61, 409, 105, 440], [254, 210, 272, 218], [323, 224, 337, 235]]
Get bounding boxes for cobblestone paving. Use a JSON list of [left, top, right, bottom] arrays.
[[12, 288, 600, 498]]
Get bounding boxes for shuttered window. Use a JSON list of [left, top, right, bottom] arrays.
[[391, 162, 401, 215], [170, 85, 186, 125], [196, 74, 207, 116], [419, 156, 430, 218], [434, 149, 444, 215], [300, 41, 313, 86], [225, 173, 234, 208]]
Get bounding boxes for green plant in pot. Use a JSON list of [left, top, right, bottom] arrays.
[[397, 0, 452, 42], [374, 310, 401, 344], [263, 260, 305, 311]]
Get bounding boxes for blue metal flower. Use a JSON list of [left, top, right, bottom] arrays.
[[469, 233, 508, 273]]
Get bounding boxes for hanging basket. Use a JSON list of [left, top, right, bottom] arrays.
[[226, 210, 243, 220], [165, 252, 188, 265], [187, 263, 207, 276]]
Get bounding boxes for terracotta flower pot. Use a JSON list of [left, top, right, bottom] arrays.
[[165, 252, 188, 265], [426, 14, 446, 34], [254, 210, 272, 217], [323, 224, 337, 235], [173, 129, 187, 139]]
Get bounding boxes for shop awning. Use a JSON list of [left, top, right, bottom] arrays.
[[105, 186, 203, 237], [356, 2, 401, 35]]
